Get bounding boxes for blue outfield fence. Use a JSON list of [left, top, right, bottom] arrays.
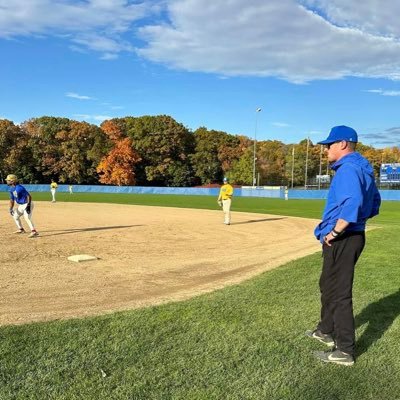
[[1, 184, 399, 201]]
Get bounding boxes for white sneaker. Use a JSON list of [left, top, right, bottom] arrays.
[[13, 229, 26, 234], [28, 231, 39, 238]]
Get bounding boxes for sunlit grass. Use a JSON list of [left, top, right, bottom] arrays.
[[0, 194, 399, 399]]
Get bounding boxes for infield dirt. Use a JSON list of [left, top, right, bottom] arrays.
[[0, 201, 321, 326]]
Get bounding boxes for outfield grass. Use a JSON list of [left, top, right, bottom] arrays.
[[0, 194, 399, 399]]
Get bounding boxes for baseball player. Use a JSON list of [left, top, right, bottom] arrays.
[[284, 186, 289, 201], [6, 174, 39, 238], [50, 179, 58, 202], [217, 177, 234, 225]]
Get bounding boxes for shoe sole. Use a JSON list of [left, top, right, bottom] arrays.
[[321, 359, 354, 366]]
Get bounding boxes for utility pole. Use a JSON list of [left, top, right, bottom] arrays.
[[252, 108, 262, 186], [304, 136, 310, 189]]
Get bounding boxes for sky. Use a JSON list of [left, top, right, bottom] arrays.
[[1, 0, 400, 148]]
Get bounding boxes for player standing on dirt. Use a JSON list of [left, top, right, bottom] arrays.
[[50, 179, 58, 202], [217, 177, 234, 225], [6, 174, 39, 238]]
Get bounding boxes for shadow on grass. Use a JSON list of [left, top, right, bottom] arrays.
[[40, 225, 144, 237], [231, 217, 286, 225], [356, 289, 400, 356]]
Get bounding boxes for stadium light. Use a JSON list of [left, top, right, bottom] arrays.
[[304, 136, 310, 189], [252, 108, 262, 186]]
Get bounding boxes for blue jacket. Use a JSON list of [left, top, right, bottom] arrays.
[[314, 152, 381, 243]]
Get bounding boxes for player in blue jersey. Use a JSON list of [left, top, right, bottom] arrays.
[[6, 174, 39, 238]]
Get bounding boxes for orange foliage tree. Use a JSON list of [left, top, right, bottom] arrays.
[[97, 138, 141, 186], [100, 119, 124, 142]]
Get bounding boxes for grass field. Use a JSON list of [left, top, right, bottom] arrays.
[[0, 193, 399, 399]]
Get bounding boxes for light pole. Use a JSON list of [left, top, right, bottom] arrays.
[[318, 144, 323, 190], [304, 136, 310, 189], [291, 145, 295, 189], [252, 107, 262, 186]]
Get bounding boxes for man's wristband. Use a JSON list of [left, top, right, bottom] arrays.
[[331, 228, 343, 238]]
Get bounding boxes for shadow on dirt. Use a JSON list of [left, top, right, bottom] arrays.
[[231, 217, 286, 225], [40, 225, 144, 236]]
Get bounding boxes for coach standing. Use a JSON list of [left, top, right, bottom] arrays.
[[307, 126, 381, 366]]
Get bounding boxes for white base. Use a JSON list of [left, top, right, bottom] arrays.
[[68, 254, 98, 263]]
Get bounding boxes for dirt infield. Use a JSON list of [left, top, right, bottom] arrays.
[[0, 201, 321, 326]]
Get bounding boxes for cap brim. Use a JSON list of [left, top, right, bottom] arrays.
[[317, 139, 334, 145]]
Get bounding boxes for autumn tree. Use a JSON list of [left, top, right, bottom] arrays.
[[100, 119, 125, 142], [97, 137, 141, 185], [257, 140, 288, 185]]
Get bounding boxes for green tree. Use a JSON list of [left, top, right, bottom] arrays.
[[229, 147, 254, 185], [123, 115, 194, 186], [257, 140, 287, 185], [56, 121, 111, 184], [21, 117, 110, 184], [284, 139, 321, 187], [0, 119, 23, 181], [21, 117, 70, 182]]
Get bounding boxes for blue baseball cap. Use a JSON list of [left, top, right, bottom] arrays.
[[317, 125, 358, 145]]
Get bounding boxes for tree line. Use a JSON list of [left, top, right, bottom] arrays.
[[1, 116, 398, 187]]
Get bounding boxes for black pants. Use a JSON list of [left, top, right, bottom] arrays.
[[317, 231, 365, 356]]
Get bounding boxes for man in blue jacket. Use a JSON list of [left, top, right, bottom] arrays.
[[306, 126, 381, 366]]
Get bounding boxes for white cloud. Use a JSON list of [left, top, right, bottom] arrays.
[[272, 122, 291, 128], [66, 92, 94, 100], [0, 0, 152, 58], [301, 0, 400, 38], [93, 115, 112, 121], [360, 127, 400, 148], [73, 114, 112, 122], [366, 89, 400, 97], [3, 0, 400, 82], [137, 0, 400, 83]]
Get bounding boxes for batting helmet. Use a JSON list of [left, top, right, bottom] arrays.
[[5, 174, 18, 184]]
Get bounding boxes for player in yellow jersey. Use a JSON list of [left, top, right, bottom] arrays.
[[50, 179, 58, 202], [217, 177, 234, 225]]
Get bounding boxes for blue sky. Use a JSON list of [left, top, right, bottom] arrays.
[[1, 0, 400, 148]]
